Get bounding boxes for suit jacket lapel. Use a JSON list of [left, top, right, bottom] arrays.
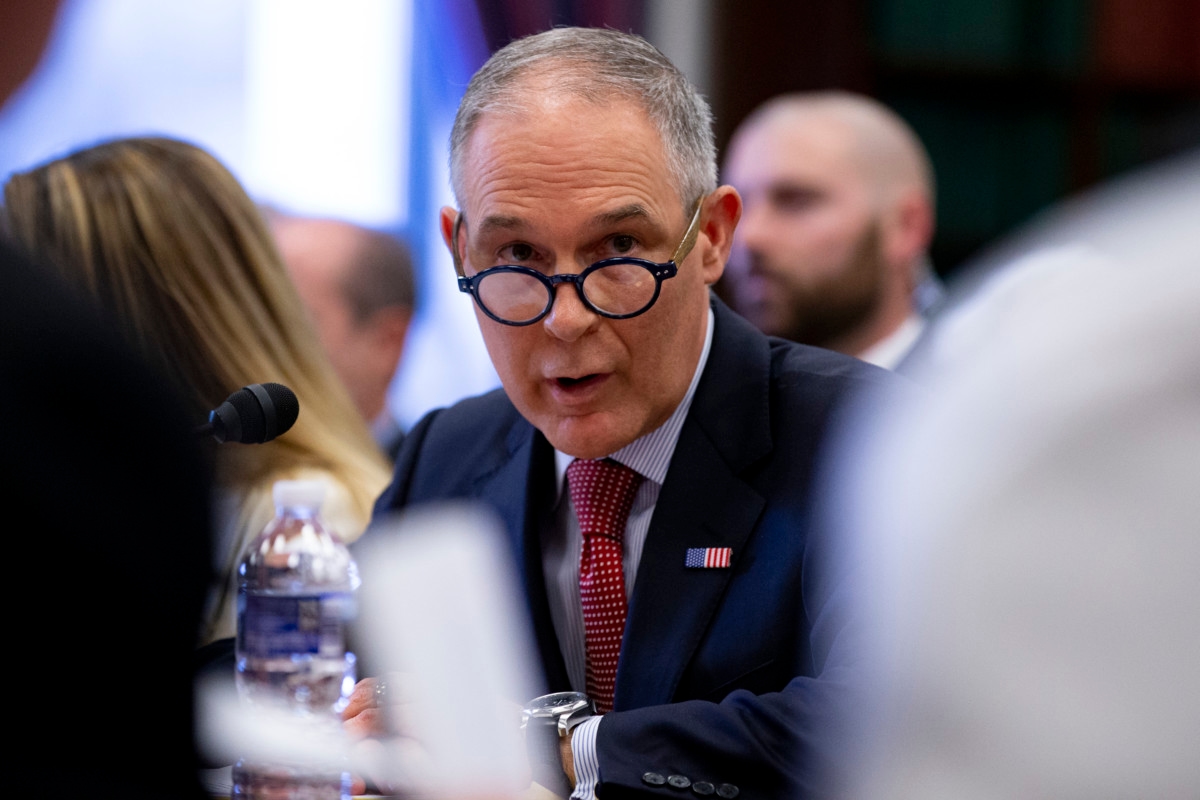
[[615, 298, 774, 710], [473, 414, 571, 693]]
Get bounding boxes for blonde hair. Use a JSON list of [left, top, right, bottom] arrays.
[[3, 137, 390, 535]]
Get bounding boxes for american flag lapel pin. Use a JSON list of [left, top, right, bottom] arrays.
[[685, 547, 732, 569]]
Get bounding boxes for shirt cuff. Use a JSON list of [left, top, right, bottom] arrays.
[[569, 714, 603, 800]]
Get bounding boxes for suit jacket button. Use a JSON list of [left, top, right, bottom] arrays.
[[642, 772, 667, 786], [716, 784, 739, 798], [667, 775, 691, 789], [692, 782, 715, 795]]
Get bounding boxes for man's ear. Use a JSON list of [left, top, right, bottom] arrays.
[[883, 189, 934, 290], [697, 186, 742, 286], [439, 206, 459, 258]]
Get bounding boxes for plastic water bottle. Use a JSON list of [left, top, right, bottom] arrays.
[[232, 479, 359, 800]]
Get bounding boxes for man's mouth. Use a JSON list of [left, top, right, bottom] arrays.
[[556, 374, 601, 389]]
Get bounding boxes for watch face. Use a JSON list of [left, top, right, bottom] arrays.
[[545, 695, 587, 711], [524, 691, 591, 721]]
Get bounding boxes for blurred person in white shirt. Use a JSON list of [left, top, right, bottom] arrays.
[[828, 148, 1200, 798]]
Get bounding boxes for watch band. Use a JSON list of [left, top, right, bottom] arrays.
[[526, 714, 573, 797], [522, 692, 595, 798]]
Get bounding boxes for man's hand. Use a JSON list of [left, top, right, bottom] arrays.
[[342, 676, 391, 740], [342, 676, 407, 794]]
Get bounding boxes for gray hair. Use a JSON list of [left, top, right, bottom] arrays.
[[449, 27, 717, 213]]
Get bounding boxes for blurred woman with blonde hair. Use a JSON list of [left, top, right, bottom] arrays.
[[3, 136, 392, 644]]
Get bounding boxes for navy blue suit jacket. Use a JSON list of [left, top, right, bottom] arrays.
[[370, 297, 893, 798]]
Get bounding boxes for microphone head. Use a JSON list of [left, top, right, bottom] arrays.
[[209, 383, 300, 444]]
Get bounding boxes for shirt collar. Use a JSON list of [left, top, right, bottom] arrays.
[[554, 306, 715, 497], [858, 313, 925, 370]]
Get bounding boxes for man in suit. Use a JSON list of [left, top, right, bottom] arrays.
[[722, 92, 940, 371], [350, 27, 895, 799]]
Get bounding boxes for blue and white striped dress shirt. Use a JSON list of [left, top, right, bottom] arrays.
[[543, 308, 715, 799]]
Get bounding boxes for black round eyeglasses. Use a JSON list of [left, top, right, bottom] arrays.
[[450, 199, 703, 326]]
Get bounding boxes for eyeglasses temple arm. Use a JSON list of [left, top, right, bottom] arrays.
[[670, 197, 704, 265]]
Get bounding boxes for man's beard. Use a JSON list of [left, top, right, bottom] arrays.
[[744, 222, 886, 351]]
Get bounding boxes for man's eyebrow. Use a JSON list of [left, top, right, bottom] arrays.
[[593, 204, 652, 227], [475, 214, 527, 235], [769, 180, 822, 197]]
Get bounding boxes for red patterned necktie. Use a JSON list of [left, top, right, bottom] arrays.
[[567, 458, 644, 714]]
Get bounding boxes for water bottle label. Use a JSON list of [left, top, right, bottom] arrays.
[[238, 592, 353, 659]]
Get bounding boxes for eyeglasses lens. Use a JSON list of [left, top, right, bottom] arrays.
[[478, 271, 550, 325], [581, 262, 657, 316]]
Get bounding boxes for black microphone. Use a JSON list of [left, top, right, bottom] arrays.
[[195, 383, 300, 444]]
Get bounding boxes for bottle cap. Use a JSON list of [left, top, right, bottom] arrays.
[[272, 479, 328, 513]]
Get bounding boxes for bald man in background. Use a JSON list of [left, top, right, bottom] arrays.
[[272, 216, 415, 459], [722, 91, 939, 370]]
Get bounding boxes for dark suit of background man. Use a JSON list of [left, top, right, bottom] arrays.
[[350, 27, 896, 799], [2, 2, 211, 797]]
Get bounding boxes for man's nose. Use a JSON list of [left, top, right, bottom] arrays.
[[542, 280, 599, 342]]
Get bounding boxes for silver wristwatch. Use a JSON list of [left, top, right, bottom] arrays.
[[522, 691, 597, 737]]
